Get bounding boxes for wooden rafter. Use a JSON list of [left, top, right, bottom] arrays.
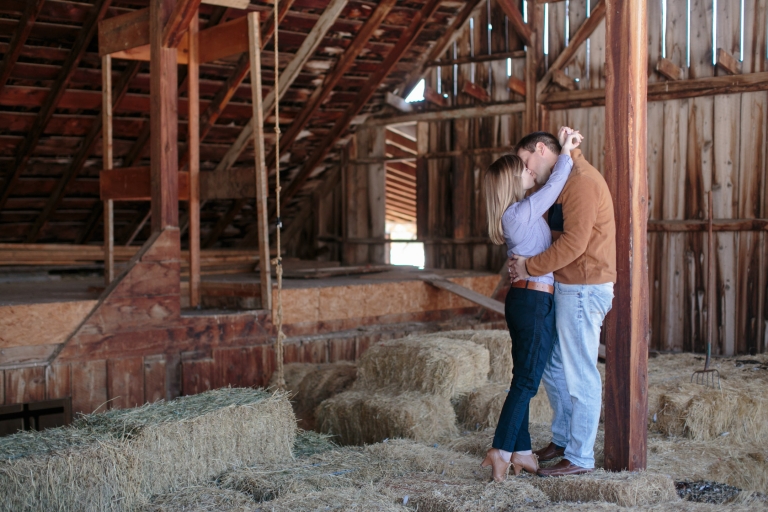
[[535, 0, 606, 97], [0, 0, 46, 93], [263, 0, 397, 173], [497, 0, 532, 47], [26, 61, 142, 242], [163, 0, 204, 48], [0, 0, 112, 213], [398, 0, 485, 99], [213, 0, 349, 175], [277, 0, 443, 221]]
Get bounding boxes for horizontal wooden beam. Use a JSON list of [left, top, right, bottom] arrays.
[[425, 50, 526, 68], [647, 219, 768, 232], [542, 71, 768, 109], [198, 15, 248, 63], [366, 101, 525, 126], [100, 167, 189, 201], [99, 8, 150, 56], [201, 0, 249, 8]]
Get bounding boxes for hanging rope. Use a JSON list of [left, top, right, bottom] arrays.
[[271, 0, 286, 390]]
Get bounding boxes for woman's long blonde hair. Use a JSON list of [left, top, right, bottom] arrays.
[[484, 154, 526, 245]]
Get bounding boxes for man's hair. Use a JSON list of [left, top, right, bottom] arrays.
[[515, 131, 561, 155]]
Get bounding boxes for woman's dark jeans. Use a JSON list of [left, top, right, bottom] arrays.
[[492, 285, 557, 452]]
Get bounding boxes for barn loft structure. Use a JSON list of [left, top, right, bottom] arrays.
[[0, 0, 766, 474]]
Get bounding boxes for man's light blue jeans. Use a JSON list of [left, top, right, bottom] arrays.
[[541, 282, 614, 469]]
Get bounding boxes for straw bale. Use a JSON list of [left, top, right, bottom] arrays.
[[293, 430, 337, 458], [420, 330, 479, 341], [454, 383, 554, 431], [290, 362, 357, 430], [529, 469, 678, 507], [0, 388, 295, 512], [654, 382, 768, 443], [268, 362, 316, 391], [316, 390, 458, 445], [469, 330, 513, 384], [356, 337, 490, 398], [140, 486, 256, 512]]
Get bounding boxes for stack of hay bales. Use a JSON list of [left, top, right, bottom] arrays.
[[0, 388, 295, 512], [316, 337, 489, 445], [271, 362, 357, 430]]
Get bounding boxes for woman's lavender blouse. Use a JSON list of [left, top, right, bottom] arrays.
[[501, 154, 573, 286]]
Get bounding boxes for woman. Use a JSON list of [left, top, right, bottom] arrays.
[[480, 126, 582, 482]]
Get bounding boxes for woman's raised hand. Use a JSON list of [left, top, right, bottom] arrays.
[[560, 128, 583, 154]]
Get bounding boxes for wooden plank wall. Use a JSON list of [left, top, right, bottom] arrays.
[[419, 0, 766, 355]]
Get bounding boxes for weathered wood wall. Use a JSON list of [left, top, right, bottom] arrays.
[[417, 0, 767, 355]]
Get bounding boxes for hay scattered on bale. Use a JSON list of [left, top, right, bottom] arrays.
[[356, 337, 490, 398], [0, 388, 295, 512], [654, 382, 768, 443], [454, 383, 553, 430], [316, 390, 458, 445], [293, 430, 336, 458], [287, 362, 357, 430], [469, 330, 513, 384], [384, 473, 549, 512], [420, 330, 478, 341], [529, 470, 678, 507], [140, 486, 256, 512]]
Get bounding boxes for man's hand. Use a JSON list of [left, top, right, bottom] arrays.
[[507, 255, 531, 283]]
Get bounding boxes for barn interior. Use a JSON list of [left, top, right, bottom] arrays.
[[0, 0, 767, 510]]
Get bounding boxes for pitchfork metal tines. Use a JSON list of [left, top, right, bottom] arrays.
[[691, 366, 721, 389]]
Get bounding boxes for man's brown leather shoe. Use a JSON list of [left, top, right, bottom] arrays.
[[533, 442, 565, 462], [536, 458, 594, 477]]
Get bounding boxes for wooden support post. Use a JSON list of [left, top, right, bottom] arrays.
[[603, 0, 649, 472], [367, 127, 387, 264], [150, 0, 179, 233], [188, 12, 201, 308], [247, 12, 272, 310], [525, 2, 542, 134], [102, 55, 114, 285], [415, 122, 429, 240]]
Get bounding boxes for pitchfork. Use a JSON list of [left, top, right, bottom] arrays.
[[691, 191, 721, 389]]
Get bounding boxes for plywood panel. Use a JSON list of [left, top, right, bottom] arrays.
[[71, 360, 107, 414], [5, 367, 45, 404], [107, 356, 144, 409], [0, 301, 96, 349], [46, 364, 71, 400], [143, 354, 166, 403], [329, 337, 356, 362]]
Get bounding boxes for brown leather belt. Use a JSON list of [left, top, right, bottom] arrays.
[[511, 280, 554, 294]]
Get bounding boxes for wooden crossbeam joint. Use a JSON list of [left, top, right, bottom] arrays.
[[716, 48, 741, 75], [462, 81, 492, 102], [424, 86, 449, 107], [508, 76, 526, 96], [655, 57, 683, 81], [386, 91, 413, 112], [551, 69, 576, 90], [497, 0, 532, 46], [100, 167, 190, 201], [163, 0, 203, 47]]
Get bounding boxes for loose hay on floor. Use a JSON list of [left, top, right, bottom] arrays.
[[446, 423, 554, 459], [259, 485, 408, 512], [287, 362, 357, 430], [0, 388, 295, 512], [356, 337, 490, 398], [316, 390, 458, 445], [529, 469, 678, 507], [140, 486, 256, 512]]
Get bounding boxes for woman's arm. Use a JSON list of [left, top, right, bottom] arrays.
[[524, 154, 574, 219]]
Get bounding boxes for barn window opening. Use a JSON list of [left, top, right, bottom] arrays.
[[405, 79, 425, 103], [0, 398, 72, 437], [384, 125, 424, 268]]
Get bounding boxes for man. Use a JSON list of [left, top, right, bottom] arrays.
[[509, 131, 616, 477]]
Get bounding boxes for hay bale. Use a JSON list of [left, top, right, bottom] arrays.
[[420, 330, 478, 341], [268, 362, 315, 391], [261, 485, 408, 512], [530, 469, 678, 507], [469, 330, 513, 384], [454, 383, 553, 430], [292, 430, 336, 458], [356, 337, 489, 398], [315, 390, 458, 445], [0, 388, 295, 512], [140, 486, 256, 512], [290, 362, 357, 430], [654, 382, 768, 443]]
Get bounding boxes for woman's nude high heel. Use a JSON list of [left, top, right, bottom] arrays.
[[480, 448, 511, 483], [509, 452, 539, 476]]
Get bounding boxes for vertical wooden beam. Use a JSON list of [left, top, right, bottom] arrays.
[[367, 127, 387, 263], [247, 12, 272, 310], [525, 2, 543, 134], [151, 0, 180, 233], [102, 55, 115, 285], [188, 12, 201, 308], [416, 122, 429, 239], [603, 0, 649, 472]]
